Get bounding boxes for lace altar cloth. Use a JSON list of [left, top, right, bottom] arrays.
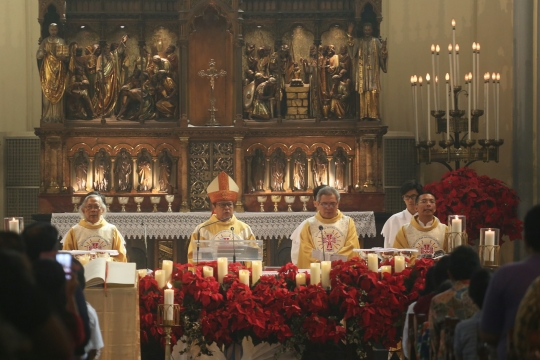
[[51, 211, 376, 239]]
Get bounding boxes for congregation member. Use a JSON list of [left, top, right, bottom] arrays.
[[393, 192, 448, 255], [453, 268, 491, 360], [480, 204, 540, 360], [513, 275, 540, 359], [290, 185, 325, 265], [429, 246, 481, 360], [62, 192, 127, 262], [381, 180, 423, 248], [297, 186, 360, 269], [187, 171, 256, 264]]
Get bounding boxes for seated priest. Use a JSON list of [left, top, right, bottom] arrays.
[[381, 180, 423, 248], [297, 186, 360, 269], [62, 192, 127, 262], [393, 192, 448, 256], [187, 171, 256, 264]]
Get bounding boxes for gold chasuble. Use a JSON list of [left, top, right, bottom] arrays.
[[394, 215, 448, 255], [298, 210, 359, 269]]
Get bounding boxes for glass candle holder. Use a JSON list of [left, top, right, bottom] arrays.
[[134, 197, 144, 212], [118, 197, 129, 212], [257, 196, 267, 212], [479, 228, 500, 267], [299, 196, 310, 212], [4, 217, 24, 234], [284, 196, 295, 212], [447, 215, 468, 251], [105, 197, 114, 212], [150, 196, 161, 212]]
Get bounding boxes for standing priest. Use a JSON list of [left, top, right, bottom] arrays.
[[187, 171, 256, 264], [297, 186, 360, 268]]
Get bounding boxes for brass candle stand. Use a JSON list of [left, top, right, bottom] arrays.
[[479, 245, 500, 268], [156, 304, 181, 360], [445, 232, 469, 252]]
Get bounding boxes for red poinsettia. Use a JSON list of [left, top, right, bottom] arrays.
[[424, 167, 523, 244]]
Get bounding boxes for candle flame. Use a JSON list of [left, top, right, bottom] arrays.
[[451, 19, 456, 27], [167, 282, 172, 289], [431, 44, 435, 52], [476, 43, 481, 51], [426, 73, 430, 82], [435, 75, 438, 83], [469, 72, 472, 78], [445, 73, 450, 81], [464, 74, 468, 82], [410, 76, 414, 84], [448, 44, 452, 52], [418, 76, 423, 84], [436, 44, 440, 52], [455, 44, 460, 52], [491, 72, 496, 80], [496, 73, 500, 81], [484, 73, 490, 81], [413, 75, 418, 83], [472, 42, 477, 50]]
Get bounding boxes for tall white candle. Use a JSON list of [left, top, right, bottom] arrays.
[[155, 270, 166, 288], [414, 77, 419, 142], [485, 73, 490, 139], [419, 77, 424, 131], [476, 44, 480, 109], [203, 266, 214, 278], [296, 273, 306, 288], [448, 44, 454, 109], [436, 45, 441, 109], [310, 263, 321, 285], [251, 260, 262, 284], [496, 73, 500, 140], [239, 269, 250, 286], [162, 260, 173, 282], [451, 217, 462, 233], [411, 76, 418, 142], [485, 229, 495, 261], [492, 73, 497, 141], [394, 256, 405, 273], [8, 218, 19, 233], [472, 43, 477, 109], [217, 257, 228, 284], [431, 45, 437, 108], [445, 74, 450, 140], [455, 44, 460, 86], [164, 283, 174, 321], [321, 261, 331, 289], [380, 265, 392, 278], [467, 74, 472, 140], [367, 253, 378, 272], [426, 74, 431, 141], [452, 19, 457, 81]]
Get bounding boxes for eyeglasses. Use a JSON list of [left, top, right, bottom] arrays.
[[215, 202, 234, 208], [403, 195, 418, 201], [320, 202, 338, 208], [418, 199, 436, 204], [84, 205, 102, 210]]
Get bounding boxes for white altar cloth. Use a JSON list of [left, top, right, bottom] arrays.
[[51, 211, 376, 239]]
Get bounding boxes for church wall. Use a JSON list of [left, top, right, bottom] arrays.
[[380, 0, 514, 187]]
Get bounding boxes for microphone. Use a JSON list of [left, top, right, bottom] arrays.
[[196, 215, 233, 264], [230, 227, 236, 263], [319, 225, 326, 261], [141, 220, 148, 270]]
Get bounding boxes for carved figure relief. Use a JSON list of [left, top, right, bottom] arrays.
[[333, 147, 348, 190], [93, 148, 111, 192], [312, 147, 328, 187], [251, 148, 265, 192], [291, 148, 307, 191], [137, 148, 153, 191], [158, 149, 173, 192], [73, 148, 89, 192], [115, 148, 132, 192], [270, 148, 286, 191]]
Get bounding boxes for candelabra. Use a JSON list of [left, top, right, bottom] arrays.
[[156, 303, 181, 360], [412, 19, 503, 170]]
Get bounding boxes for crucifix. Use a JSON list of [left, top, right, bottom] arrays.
[[198, 59, 227, 126]]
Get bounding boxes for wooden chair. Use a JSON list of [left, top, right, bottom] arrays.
[[443, 316, 460, 360]]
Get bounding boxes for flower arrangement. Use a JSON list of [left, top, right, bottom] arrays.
[[139, 257, 433, 359], [423, 167, 523, 245]]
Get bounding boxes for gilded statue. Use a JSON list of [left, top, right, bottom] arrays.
[[84, 45, 98, 100], [66, 67, 95, 120], [94, 148, 111, 192], [165, 45, 179, 81], [95, 36, 128, 117], [322, 45, 341, 100], [257, 46, 272, 78], [329, 74, 349, 119], [147, 55, 170, 78], [245, 43, 259, 83], [74, 149, 89, 192], [137, 149, 153, 191], [250, 77, 277, 120], [115, 149, 132, 192], [155, 71, 177, 118], [270, 148, 286, 192], [333, 147, 348, 190], [134, 46, 150, 74], [251, 149, 265, 192], [348, 22, 388, 120], [36, 23, 68, 123], [292, 148, 307, 191], [300, 45, 320, 118], [312, 147, 328, 187], [116, 70, 156, 121], [158, 149, 173, 192]]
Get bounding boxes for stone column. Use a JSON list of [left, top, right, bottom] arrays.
[[234, 137, 245, 212], [179, 137, 190, 212]]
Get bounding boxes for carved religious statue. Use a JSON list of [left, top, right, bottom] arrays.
[[250, 77, 277, 120], [300, 45, 320, 118], [329, 74, 349, 119], [333, 147, 348, 190], [292, 148, 307, 191], [66, 67, 95, 119], [158, 149, 173, 192], [312, 147, 328, 187], [94, 148, 111, 192], [115, 148, 132, 192], [117, 70, 156, 121], [348, 22, 388, 120], [137, 148, 152, 191], [155, 71, 178, 118], [37, 23, 68, 123], [251, 149, 265, 192], [270, 148, 286, 191], [73, 148, 88, 192]]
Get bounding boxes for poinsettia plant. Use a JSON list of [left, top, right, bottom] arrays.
[[139, 257, 433, 359], [424, 167, 523, 245]]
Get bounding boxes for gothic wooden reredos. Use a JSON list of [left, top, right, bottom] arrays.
[[36, 0, 387, 214]]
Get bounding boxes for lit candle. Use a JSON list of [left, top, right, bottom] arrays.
[[455, 44, 460, 86], [426, 73, 431, 141], [472, 42, 477, 109], [451, 216, 462, 233], [162, 260, 173, 282], [412, 75, 419, 143], [394, 256, 405, 273], [485, 72, 490, 139], [451, 19, 457, 79], [448, 45, 455, 110], [203, 266, 214, 278], [155, 270, 166, 288], [476, 43, 481, 109], [137, 269, 147, 278], [296, 273, 306, 287], [310, 263, 321, 285], [380, 265, 392, 278], [418, 76, 424, 134], [496, 73, 500, 140], [431, 45, 437, 108], [8, 218, 19, 233], [445, 73, 450, 140], [239, 269, 250, 286], [251, 260, 262, 284], [367, 253, 378, 272], [217, 257, 228, 284], [164, 283, 174, 321], [321, 261, 331, 289], [485, 229, 495, 261], [436, 45, 441, 109], [492, 73, 497, 141], [467, 73, 472, 140]]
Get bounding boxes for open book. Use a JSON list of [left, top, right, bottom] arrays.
[[84, 258, 137, 288]]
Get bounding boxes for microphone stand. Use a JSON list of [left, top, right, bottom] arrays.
[[319, 225, 326, 261], [230, 227, 236, 263]]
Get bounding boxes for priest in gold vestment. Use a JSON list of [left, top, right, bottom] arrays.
[[36, 23, 68, 123]]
